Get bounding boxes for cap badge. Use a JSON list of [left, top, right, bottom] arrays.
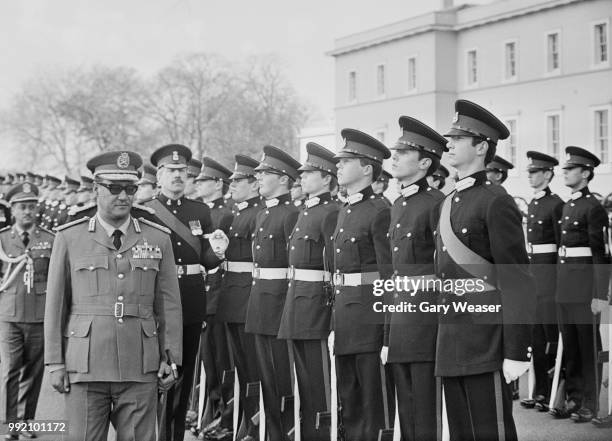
[[172, 151, 179, 162], [189, 220, 203, 236], [452, 112, 459, 123], [23, 183, 31, 193], [117, 152, 130, 169], [260, 153, 266, 162], [566, 153, 571, 161]]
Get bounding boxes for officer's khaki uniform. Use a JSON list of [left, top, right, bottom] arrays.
[[44, 214, 182, 441]]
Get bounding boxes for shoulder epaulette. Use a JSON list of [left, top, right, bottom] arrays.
[[54, 216, 89, 232], [138, 217, 171, 234], [133, 203, 156, 215], [0, 225, 11, 233], [68, 202, 95, 216], [37, 226, 56, 236]]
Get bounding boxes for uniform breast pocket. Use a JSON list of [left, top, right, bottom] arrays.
[[341, 231, 367, 263], [141, 320, 160, 374], [33, 257, 50, 295], [292, 229, 322, 262], [270, 235, 288, 260], [64, 318, 93, 373], [73, 255, 109, 296], [129, 258, 160, 295]]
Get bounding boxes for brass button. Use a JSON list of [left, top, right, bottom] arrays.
[[117, 254, 122, 259], [336, 248, 341, 253], [177, 241, 182, 246], [118, 296, 124, 301], [118, 273, 124, 279], [118, 318, 124, 323], [454, 197, 460, 202], [461, 228, 467, 234], [393, 247, 399, 252]]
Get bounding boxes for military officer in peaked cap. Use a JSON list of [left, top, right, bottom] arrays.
[[486, 155, 514, 186], [194, 156, 235, 438], [331, 129, 392, 441], [55, 176, 81, 227], [75, 175, 95, 207], [520, 151, 563, 412], [427, 164, 450, 191], [245, 145, 301, 441], [142, 144, 229, 441], [0, 183, 54, 440], [136, 164, 158, 203], [216, 154, 263, 441], [382, 116, 447, 441], [277, 142, 339, 441], [550, 146, 610, 422], [44, 151, 183, 441], [433, 99, 535, 441]]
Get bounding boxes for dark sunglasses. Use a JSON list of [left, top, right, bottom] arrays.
[[97, 182, 138, 196]]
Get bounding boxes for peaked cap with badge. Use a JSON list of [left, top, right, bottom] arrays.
[[393, 115, 448, 158], [87, 151, 143, 182], [526, 151, 558, 171], [298, 142, 338, 176], [445, 99, 510, 143], [229, 154, 260, 180], [150, 144, 192, 169], [486, 155, 514, 173], [138, 164, 157, 185], [6, 182, 39, 204], [254, 145, 301, 180], [196, 157, 232, 182], [334, 128, 391, 163], [562, 146, 601, 169], [187, 158, 202, 178]]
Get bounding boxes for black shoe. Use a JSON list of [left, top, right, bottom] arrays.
[[205, 428, 233, 441], [549, 400, 580, 419], [4, 435, 19, 441], [593, 414, 612, 428], [571, 407, 594, 423], [20, 429, 37, 439], [520, 398, 535, 408], [535, 401, 549, 412]]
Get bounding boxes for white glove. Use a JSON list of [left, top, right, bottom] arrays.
[[206, 229, 229, 257], [591, 298, 608, 315], [502, 359, 530, 384], [380, 346, 389, 365]]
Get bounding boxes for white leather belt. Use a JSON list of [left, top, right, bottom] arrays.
[[528, 243, 558, 254], [558, 246, 592, 257], [252, 267, 288, 280], [333, 271, 379, 287], [288, 267, 331, 282], [177, 264, 204, 276], [224, 261, 254, 273]]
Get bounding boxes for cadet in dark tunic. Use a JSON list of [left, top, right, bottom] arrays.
[[520, 151, 563, 411], [552, 146, 610, 422], [331, 129, 392, 441], [142, 144, 228, 441], [486, 155, 514, 186], [278, 143, 339, 441], [194, 157, 235, 440], [383, 116, 446, 441], [244, 146, 301, 441], [433, 100, 535, 441], [372, 169, 392, 207], [216, 154, 262, 441]]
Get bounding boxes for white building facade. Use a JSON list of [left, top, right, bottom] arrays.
[[329, 0, 611, 199]]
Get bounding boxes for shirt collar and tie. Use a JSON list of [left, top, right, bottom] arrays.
[[14, 224, 34, 248], [96, 214, 131, 250]]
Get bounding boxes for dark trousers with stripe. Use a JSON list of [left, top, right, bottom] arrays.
[[443, 371, 517, 441], [532, 296, 559, 399], [201, 315, 233, 428], [253, 333, 293, 441], [227, 323, 260, 437], [392, 361, 436, 441], [293, 339, 331, 441], [557, 302, 602, 411], [336, 352, 387, 441]]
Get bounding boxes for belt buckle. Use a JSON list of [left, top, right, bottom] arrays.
[[333, 273, 344, 286], [114, 302, 124, 318], [559, 246, 566, 257], [527, 243, 533, 254], [252, 267, 260, 279], [287, 266, 295, 280], [177, 265, 185, 276]]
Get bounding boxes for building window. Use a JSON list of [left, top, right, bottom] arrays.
[[546, 114, 561, 159], [377, 64, 385, 96], [407, 57, 417, 91], [546, 32, 560, 72], [594, 109, 609, 163], [348, 71, 357, 102], [467, 49, 478, 85], [504, 119, 518, 165], [504, 41, 517, 80], [593, 21, 609, 65]]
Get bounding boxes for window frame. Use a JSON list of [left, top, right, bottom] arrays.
[[465, 48, 479, 88], [544, 29, 561, 76], [544, 110, 563, 161], [502, 39, 518, 82], [590, 18, 610, 68]]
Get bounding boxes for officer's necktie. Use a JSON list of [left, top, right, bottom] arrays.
[[112, 230, 122, 250], [22, 231, 29, 247]]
